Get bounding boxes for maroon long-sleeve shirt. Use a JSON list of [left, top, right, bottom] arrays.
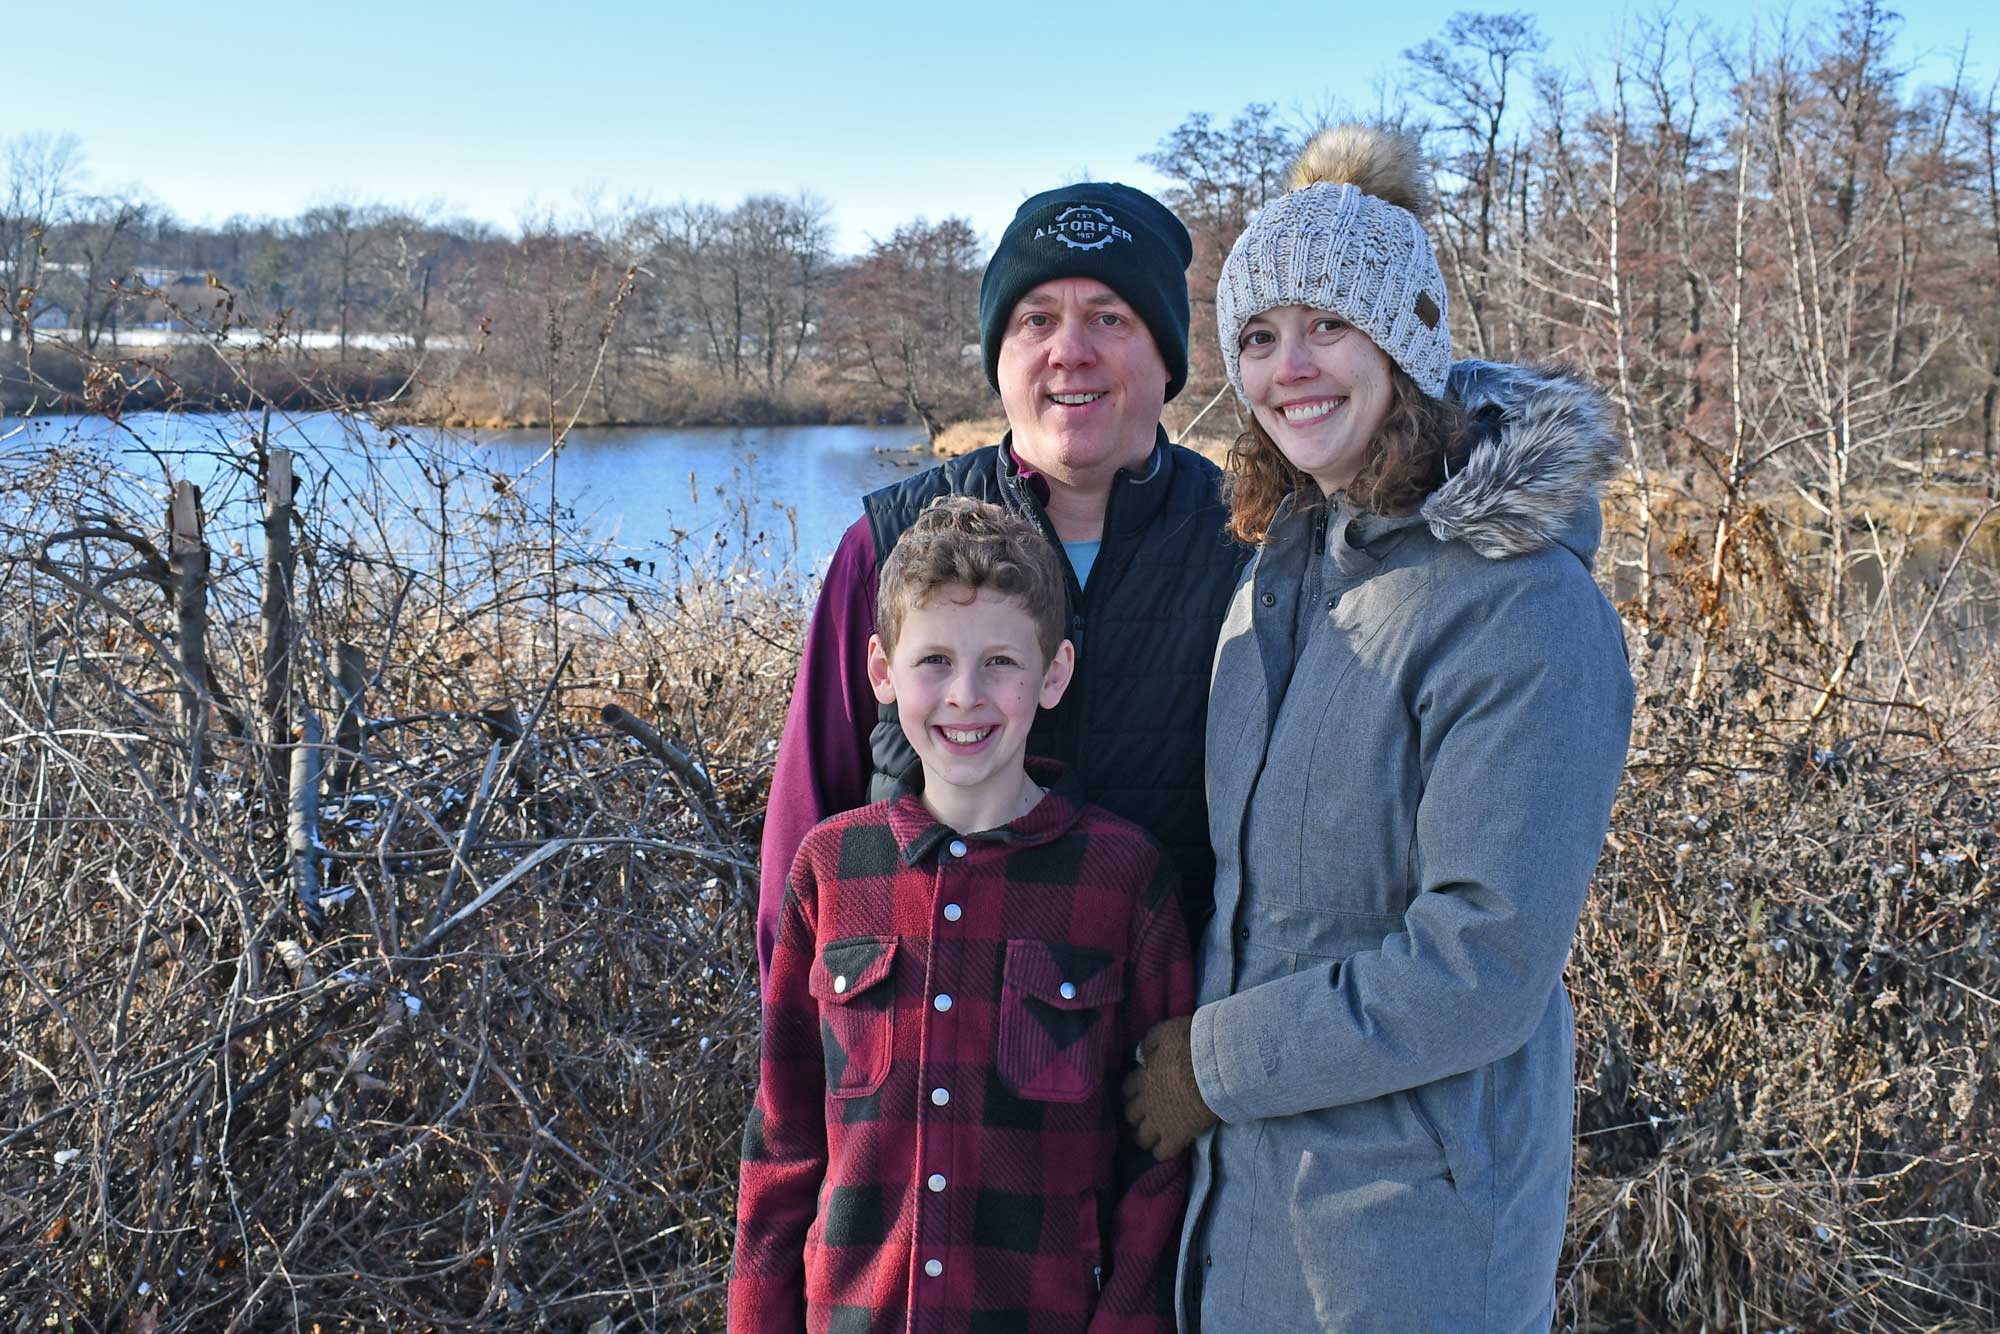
[[758, 516, 883, 978]]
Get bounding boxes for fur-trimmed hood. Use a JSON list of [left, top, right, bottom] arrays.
[[1420, 360, 1622, 569]]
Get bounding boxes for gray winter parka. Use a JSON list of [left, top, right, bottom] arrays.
[[1179, 362, 1636, 1332]]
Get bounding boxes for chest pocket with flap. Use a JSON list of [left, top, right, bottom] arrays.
[[997, 939, 1124, 1102], [809, 936, 898, 1097]]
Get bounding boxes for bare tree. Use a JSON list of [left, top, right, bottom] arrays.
[[0, 131, 83, 360], [371, 205, 472, 358], [1143, 103, 1300, 412], [1963, 75, 2000, 465], [1142, 102, 1297, 233], [653, 200, 738, 382], [829, 216, 984, 440], [298, 200, 380, 360], [1403, 11, 1548, 357], [732, 193, 832, 394], [69, 193, 150, 351]]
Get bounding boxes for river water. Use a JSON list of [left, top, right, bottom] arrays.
[[7, 411, 1992, 649], [1, 412, 941, 575]]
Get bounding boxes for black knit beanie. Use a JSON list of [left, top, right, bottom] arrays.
[[978, 182, 1194, 402]]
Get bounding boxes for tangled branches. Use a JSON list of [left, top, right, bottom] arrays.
[[0, 412, 795, 1329], [1563, 521, 2000, 1330], [1, 402, 1996, 1331]]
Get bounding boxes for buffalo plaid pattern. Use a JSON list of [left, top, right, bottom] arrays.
[[730, 764, 1193, 1334]]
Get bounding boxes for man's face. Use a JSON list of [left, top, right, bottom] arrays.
[[995, 277, 1169, 484]]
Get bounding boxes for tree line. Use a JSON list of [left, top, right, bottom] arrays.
[[0, 141, 987, 432], [4, 0, 1997, 513]]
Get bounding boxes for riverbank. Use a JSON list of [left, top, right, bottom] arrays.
[[930, 415, 1237, 461], [0, 342, 414, 417], [372, 356, 928, 434], [2, 342, 934, 433], [370, 387, 913, 433], [6, 343, 1231, 445]]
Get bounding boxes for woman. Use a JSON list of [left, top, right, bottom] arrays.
[[1122, 126, 1634, 1331]]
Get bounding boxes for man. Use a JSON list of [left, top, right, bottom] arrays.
[[757, 181, 1242, 983]]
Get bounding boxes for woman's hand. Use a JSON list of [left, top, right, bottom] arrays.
[[1121, 1016, 1219, 1160]]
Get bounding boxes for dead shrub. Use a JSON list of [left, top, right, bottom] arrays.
[[0, 398, 1994, 1331]]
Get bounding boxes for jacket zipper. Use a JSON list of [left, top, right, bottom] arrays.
[[1302, 507, 1329, 631]]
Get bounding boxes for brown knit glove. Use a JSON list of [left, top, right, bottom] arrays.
[[1121, 1015, 1219, 1161]]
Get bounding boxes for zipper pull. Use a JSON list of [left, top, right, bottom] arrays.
[[1093, 1264, 1104, 1293]]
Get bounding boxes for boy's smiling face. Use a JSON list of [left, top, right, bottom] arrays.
[[867, 584, 1074, 830]]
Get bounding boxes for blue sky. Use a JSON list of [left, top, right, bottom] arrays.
[[18, 0, 1993, 255]]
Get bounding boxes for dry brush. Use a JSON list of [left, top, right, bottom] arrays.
[[0, 399, 1993, 1331]]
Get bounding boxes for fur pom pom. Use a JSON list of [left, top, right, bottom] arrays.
[[1288, 125, 1431, 217]]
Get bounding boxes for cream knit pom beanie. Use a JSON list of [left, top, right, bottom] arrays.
[[1216, 125, 1451, 400]]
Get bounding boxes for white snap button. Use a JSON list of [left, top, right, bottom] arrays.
[[934, 993, 953, 1012], [832, 975, 848, 994], [927, 1173, 946, 1192], [948, 839, 968, 858], [924, 1258, 943, 1278], [943, 903, 962, 922], [1059, 981, 1077, 1001], [931, 1087, 950, 1106]]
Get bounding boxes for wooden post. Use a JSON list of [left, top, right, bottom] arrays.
[[260, 448, 296, 795], [477, 703, 543, 792], [332, 642, 368, 793], [289, 708, 325, 930], [168, 482, 210, 811]]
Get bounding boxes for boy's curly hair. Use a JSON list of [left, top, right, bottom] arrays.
[[876, 496, 1068, 661]]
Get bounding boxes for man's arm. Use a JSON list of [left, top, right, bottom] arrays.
[[757, 518, 879, 986], [1092, 856, 1195, 1333]]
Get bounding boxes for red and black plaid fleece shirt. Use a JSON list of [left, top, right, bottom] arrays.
[[730, 762, 1194, 1334]]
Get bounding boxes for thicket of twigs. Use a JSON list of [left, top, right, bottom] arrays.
[[1565, 502, 1999, 1330], [0, 412, 791, 1329], [2, 390, 1994, 1332]]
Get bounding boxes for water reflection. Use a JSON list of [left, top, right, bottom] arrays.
[[1, 411, 940, 577]]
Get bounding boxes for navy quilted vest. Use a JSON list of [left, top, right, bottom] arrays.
[[861, 430, 1243, 923]]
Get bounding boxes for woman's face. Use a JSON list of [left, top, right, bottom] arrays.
[[1237, 305, 1395, 496]]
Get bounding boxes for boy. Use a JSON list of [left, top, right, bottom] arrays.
[[730, 497, 1193, 1333]]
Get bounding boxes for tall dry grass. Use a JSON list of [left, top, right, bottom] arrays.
[[0, 398, 1994, 1330], [1566, 546, 2000, 1329], [376, 356, 907, 432]]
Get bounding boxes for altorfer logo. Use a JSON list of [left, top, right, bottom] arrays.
[[1034, 204, 1134, 251]]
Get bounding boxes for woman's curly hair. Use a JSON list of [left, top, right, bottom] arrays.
[[1223, 364, 1466, 546]]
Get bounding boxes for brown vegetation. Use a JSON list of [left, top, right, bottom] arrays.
[[1, 3, 1997, 1328], [2, 374, 1995, 1331], [376, 360, 900, 433], [930, 417, 1007, 459], [1, 412, 790, 1329]]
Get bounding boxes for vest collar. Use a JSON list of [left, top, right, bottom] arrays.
[[995, 425, 1178, 543]]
